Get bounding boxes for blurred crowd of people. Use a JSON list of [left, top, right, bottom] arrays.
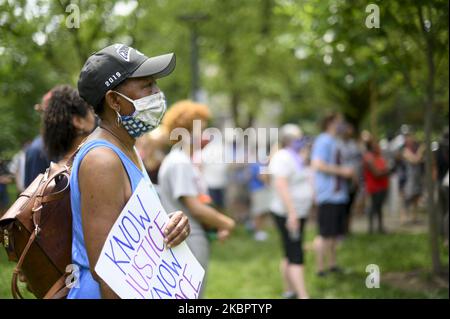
[[0, 85, 448, 299]]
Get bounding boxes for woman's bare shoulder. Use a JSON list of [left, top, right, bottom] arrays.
[[78, 146, 124, 180]]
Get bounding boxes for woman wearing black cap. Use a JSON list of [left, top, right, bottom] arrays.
[[68, 44, 189, 299]]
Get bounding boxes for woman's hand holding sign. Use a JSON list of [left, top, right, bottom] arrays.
[[164, 211, 191, 248]]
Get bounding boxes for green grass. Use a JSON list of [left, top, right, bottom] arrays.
[[204, 225, 449, 299], [0, 250, 36, 299], [0, 224, 448, 299]]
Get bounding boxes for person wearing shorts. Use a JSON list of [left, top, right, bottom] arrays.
[[269, 124, 313, 299], [311, 113, 354, 277], [248, 161, 271, 241], [317, 203, 347, 237]]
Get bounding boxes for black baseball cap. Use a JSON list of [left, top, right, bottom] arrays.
[[78, 43, 176, 108]]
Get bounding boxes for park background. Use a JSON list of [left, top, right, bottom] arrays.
[[0, 0, 448, 298]]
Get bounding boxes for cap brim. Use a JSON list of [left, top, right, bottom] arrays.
[[129, 53, 176, 79]]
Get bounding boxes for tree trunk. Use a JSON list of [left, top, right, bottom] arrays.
[[369, 80, 378, 137], [424, 60, 441, 275], [230, 92, 240, 127], [418, 5, 441, 275], [246, 110, 255, 129]]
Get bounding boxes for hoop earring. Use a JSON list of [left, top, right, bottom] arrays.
[[115, 109, 122, 127]]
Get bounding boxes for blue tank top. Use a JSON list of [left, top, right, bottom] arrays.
[[67, 139, 153, 299]]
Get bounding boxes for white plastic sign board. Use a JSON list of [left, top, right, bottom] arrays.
[[95, 180, 205, 299]]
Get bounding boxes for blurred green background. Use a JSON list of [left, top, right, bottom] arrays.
[[0, 0, 448, 158], [0, 0, 448, 299]]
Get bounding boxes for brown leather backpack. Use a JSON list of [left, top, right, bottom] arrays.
[[0, 161, 73, 299]]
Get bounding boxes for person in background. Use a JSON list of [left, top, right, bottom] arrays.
[[23, 91, 53, 188], [7, 85, 97, 290], [228, 138, 252, 225], [201, 136, 229, 211], [363, 139, 390, 233], [42, 85, 97, 164], [269, 124, 313, 299], [158, 100, 235, 298], [135, 127, 169, 188], [402, 131, 425, 224], [311, 113, 354, 277], [348, 130, 371, 222], [247, 145, 271, 241], [0, 158, 12, 217], [337, 122, 361, 234], [389, 129, 409, 224], [7, 141, 29, 195]]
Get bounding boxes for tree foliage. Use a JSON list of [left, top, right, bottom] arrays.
[[0, 0, 448, 157]]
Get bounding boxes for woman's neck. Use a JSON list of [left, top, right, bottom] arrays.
[[100, 119, 135, 150], [98, 119, 143, 171]]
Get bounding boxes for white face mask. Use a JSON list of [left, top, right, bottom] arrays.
[[114, 90, 167, 128]]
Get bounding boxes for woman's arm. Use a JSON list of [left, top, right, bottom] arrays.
[[274, 176, 299, 233], [79, 147, 191, 298], [181, 196, 235, 232], [274, 176, 296, 217], [312, 158, 354, 178], [79, 147, 126, 298]]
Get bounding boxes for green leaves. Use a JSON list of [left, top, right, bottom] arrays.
[[0, 0, 448, 157]]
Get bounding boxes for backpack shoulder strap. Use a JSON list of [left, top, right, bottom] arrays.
[[43, 274, 69, 299], [64, 140, 86, 171]]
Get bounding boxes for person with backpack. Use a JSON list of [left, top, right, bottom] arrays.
[[69, 44, 191, 298], [3, 85, 97, 297]]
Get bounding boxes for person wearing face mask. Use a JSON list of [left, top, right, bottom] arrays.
[[269, 124, 314, 299], [42, 85, 97, 164], [69, 44, 191, 299]]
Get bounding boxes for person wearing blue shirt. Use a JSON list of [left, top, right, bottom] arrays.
[[247, 161, 271, 241], [23, 91, 53, 188], [0, 159, 11, 216], [311, 113, 355, 277], [68, 44, 192, 298], [23, 136, 50, 188]]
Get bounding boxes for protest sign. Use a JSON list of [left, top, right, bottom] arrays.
[[95, 180, 205, 299]]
